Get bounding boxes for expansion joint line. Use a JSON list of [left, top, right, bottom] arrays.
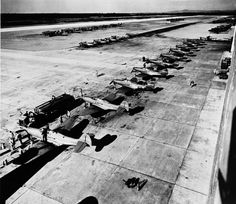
[[79, 152, 175, 185]]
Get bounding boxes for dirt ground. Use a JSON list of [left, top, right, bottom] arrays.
[[1, 16, 234, 203]]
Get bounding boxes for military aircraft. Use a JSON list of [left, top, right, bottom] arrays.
[[104, 37, 117, 43], [111, 35, 128, 41], [175, 44, 195, 52], [110, 78, 159, 92], [184, 40, 205, 48], [20, 109, 94, 149], [131, 67, 168, 77], [169, 48, 195, 57], [177, 43, 199, 50], [143, 62, 160, 71], [160, 53, 190, 62], [111, 35, 120, 40], [168, 49, 192, 61], [182, 41, 202, 49], [79, 41, 96, 48], [185, 39, 206, 45], [75, 90, 130, 118], [80, 96, 129, 112], [94, 39, 107, 45], [142, 57, 179, 68], [21, 126, 92, 151], [200, 36, 216, 41]]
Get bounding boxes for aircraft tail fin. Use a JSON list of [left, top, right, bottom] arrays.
[[119, 101, 130, 111], [74, 141, 88, 153]]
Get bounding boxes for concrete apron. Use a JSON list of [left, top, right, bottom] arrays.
[[6, 41, 229, 204]]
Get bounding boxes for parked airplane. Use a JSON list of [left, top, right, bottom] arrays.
[[20, 122, 93, 153], [183, 41, 202, 48], [169, 48, 195, 57], [76, 90, 130, 117], [142, 57, 179, 68], [175, 45, 194, 52], [110, 78, 158, 92], [185, 38, 206, 45], [94, 39, 107, 45], [131, 67, 168, 77], [79, 41, 96, 48]]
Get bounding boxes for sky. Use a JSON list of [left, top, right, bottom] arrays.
[[1, 0, 236, 13]]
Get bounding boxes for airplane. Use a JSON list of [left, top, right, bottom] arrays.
[[143, 62, 160, 71], [80, 96, 129, 112], [20, 126, 93, 152], [19, 111, 94, 149], [185, 38, 206, 45], [131, 67, 168, 77], [111, 35, 128, 41], [142, 57, 179, 68], [111, 35, 121, 41], [169, 48, 195, 57], [79, 41, 96, 48], [175, 44, 196, 52], [94, 39, 108, 45], [182, 41, 202, 48], [104, 37, 116, 43], [75, 90, 130, 118], [178, 43, 200, 51], [200, 36, 216, 41], [160, 53, 190, 62], [168, 49, 192, 61], [109, 37, 119, 42], [184, 40, 205, 48], [110, 78, 159, 92]]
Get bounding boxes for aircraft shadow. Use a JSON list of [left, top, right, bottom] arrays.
[[128, 106, 145, 116], [0, 144, 67, 202], [77, 196, 99, 204], [56, 119, 90, 139], [90, 134, 117, 152]]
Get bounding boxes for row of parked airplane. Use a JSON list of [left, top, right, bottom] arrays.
[[15, 37, 207, 152], [42, 23, 123, 37], [209, 24, 232, 34], [79, 35, 129, 48], [131, 38, 206, 79]]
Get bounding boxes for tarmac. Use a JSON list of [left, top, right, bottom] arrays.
[[1, 17, 234, 203]]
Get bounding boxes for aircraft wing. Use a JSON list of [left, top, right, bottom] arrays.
[[77, 105, 103, 116], [74, 93, 125, 117], [53, 115, 78, 131], [103, 93, 125, 105]]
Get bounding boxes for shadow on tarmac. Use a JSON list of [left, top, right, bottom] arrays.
[[90, 134, 117, 152], [0, 144, 67, 203], [77, 196, 99, 204]]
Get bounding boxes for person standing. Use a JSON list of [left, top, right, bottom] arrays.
[[17, 132, 23, 145], [9, 131, 16, 151], [42, 124, 49, 142]]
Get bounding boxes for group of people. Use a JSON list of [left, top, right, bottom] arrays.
[[8, 98, 72, 153]]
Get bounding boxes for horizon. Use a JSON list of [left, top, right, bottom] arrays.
[[2, 9, 236, 14], [2, 0, 236, 13]]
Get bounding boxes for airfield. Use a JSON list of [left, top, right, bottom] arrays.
[[1, 16, 234, 203]]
